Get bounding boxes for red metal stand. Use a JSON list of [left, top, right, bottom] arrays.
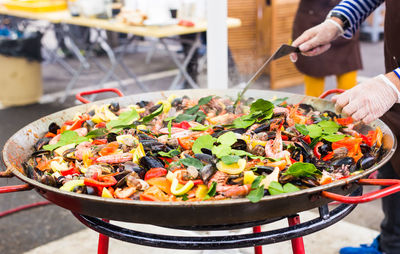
[[98, 219, 110, 254], [253, 226, 263, 254], [288, 215, 305, 254]]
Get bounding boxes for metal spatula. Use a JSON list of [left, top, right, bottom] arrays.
[[234, 44, 300, 108]]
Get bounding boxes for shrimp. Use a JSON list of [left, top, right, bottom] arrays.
[[74, 141, 93, 160], [96, 153, 133, 164], [264, 129, 291, 159], [208, 171, 251, 198], [151, 113, 166, 134]]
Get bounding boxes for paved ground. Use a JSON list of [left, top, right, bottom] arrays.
[[0, 35, 387, 254]]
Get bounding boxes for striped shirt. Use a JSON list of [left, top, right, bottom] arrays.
[[329, 0, 384, 38]]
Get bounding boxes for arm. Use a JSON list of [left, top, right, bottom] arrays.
[[330, 0, 385, 39]]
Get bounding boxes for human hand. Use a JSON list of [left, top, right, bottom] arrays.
[[290, 19, 344, 62], [332, 75, 400, 124]]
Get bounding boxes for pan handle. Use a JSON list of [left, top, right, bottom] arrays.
[[318, 89, 345, 99], [76, 88, 124, 104], [321, 179, 400, 204], [0, 165, 33, 193]]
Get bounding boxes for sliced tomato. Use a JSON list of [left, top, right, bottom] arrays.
[[60, 166, 80, 176], [173, 121, 191, 130], [84, 176, 117, 188], [144, 168, 168, 181], [313, 142, 324, 160]]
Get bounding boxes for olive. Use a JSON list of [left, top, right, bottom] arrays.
[[107, 133, 118, 142]]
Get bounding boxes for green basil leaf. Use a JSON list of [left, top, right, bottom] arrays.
[[283, 183, 300, 193], [231, 149, 265, 160], [192, 134, 216, 154], [158, 149, 180, 158], [195, 111, 207, 123], [106, 109, 139, 129], [295, 124, 309, 136], [268, 181, 285, 195], [175, 113, 197, 123], [246, 185, 265, 203], [271, 97, 288, 106], [233, 116, 255, 129], [167, 119, 172, 138], [86, 128, 108, 138], [185, 105, 200, 115], [141, 104, 164, 124], [251, 175, 266, 189], [204, 181, 217, 200], [179, 157, 204, 169], [318, 120, 340, 134], [221, 155, 241, 165], [212, 144, 232, 158], [323, 134, 346, 142], [309, 136, 321, 148], [177, 194, 189, 201], [190, 124, 213, 131], [250, 99, 274, 115], [198, 95, 213, 105], [306, 125, 322, 138], [283, 162, 321, 178], [217, 131, 237, 146], [43, 130, 90, 151]]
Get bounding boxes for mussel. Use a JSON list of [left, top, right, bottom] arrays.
[[139, 156, 164, 171], [136, 100, 149, 108], [254, 166, 274, 175], [356, 153, 377, 171], [200, 148, 213, 155], [107, 133, 118, 142], [33, 137, 52, 151], [298, 104, 315, 114], [322, 110, 339, 119], [109, 102, 120, 112], [31, 149, 51, 158], [194, 153, 215, 164], [231, 139, 247, 151], [39, 174, 57, 187], [331, 157, 355, 169], [123, 161, 146, 179], [22, 162, 39, 180], [48, 122, 60, 134], [149, 104, 162, 113], [200, 164, 216, 183], [142, 140, 170, 153], [254, 123, 270, 134]]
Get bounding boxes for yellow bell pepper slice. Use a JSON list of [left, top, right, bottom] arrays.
[[243, 171, 256, 185], [216, 158, 246, 175], [170, 178, 194, 196], [101, 187, 114, 198], [130, 143, 145, 164], [195, 184, 208, 199]]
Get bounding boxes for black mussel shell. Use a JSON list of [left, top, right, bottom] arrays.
[[142, 140, 170, 153], [194, 153, 215, 164], [322, 110, 339, 119], [299, 104, 315, 114], [48, 122, 60, 134], [200, 148, 213, 155], [331, 157, 355, 168], [139, 156, 164, 171], [356, 154, 377, 170], [109, 102, 120, 112], [301, 177, 320, 187], [231, 139, 247, 151], [318, 143, 332, 158], [88, 109, 95, 116], [136, 100, 149, 108], [40, 174, 57, 187], [107, 133, 118, 142], [212, 125, 225, 132], [171, 97, 182, 107], [138, 133, 156, 142], [62, 148, 77, 162], [34, 137, 52, 151], [31, 149, 51, 157], [22, 162, 39, 180], [254, 166, 275, 175], [360, 144, 371, 154], [123, 162, 146, 179], [149, 104, 162, 113], [200, 164, 216, 183], [254, 123, 270, 134], [279, 174, 296, 184], [86, 186, 97, 195], [293, 139, 312, 162], [114, 170, 132, 182]]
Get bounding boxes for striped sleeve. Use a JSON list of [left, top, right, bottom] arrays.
[[329, 0, 385, 38]]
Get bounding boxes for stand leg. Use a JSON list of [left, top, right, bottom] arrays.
[[98, 219, 110, 254], [253, 226, 262, 254], [288, 215, 305, 254]]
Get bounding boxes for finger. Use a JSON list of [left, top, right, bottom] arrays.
[[351, 108, 368, 122], [292, 30, 315, 48], [362, 114, 376, 125], [342, 101, 359, 116], [331, 94, 339, 103], [290, 53, 297, 63], [334, 94, 350, 113], [301, 44, 331, 57]]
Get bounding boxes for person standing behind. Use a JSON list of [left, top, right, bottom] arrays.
[[292, 0, 362, 97]]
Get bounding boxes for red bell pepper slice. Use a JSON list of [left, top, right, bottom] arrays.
[[60, 167, 80, 176], [313, 142, 324, 160], [144, 168, 168, 181], [95, 122, 107, 129], [172, 121, 191, 130], [302, 135, 311, 144], [322, 151, 335, 161], [336, 117, 353, 126], [84, 176, 117, 188], [177, 136, 194, 150], [92, 139, 108, 145]]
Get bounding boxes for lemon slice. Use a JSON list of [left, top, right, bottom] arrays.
[[216, 158, 246, 175]]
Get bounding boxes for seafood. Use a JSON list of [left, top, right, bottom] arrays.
[[23, 94, 384, 202]]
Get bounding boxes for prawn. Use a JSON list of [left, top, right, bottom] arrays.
[[96, 153, 133, 164], [208, 171, 251, 198], [264, 129, 290, 159], [75, 141, 93, 160]]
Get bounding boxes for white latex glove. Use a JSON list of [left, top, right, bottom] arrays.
[[290, 19, 343, 62], [332, 75, 400, 124]]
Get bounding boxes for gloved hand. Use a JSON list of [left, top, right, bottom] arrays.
[[290, 19, 344, 62], [332, 74, 400, 124]]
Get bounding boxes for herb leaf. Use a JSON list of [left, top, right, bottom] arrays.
[[295, 124, 309, 136], [247, 175, 266, 203], [106, 109, 139, 129], [318, 120, 340, 134], [141, 105, 164, 124], [204, 181, 217, 200], [217, 131, 237, 146], [212, 144, 232, 158], [306, 125, 322, 138], [179, 157, 204, 169], [221, 155, 240, 165], [283, 162, 321, 178], [322, 134, 346, 142], [198, 95, 213, 105], [268, 181, 285, 195], [43, 130, 90, 151], [175, 114, 196, 123], [192, 134, 216, 154], [158, 149, 180, 158], [271, 97, 288, 106], [283, 183, 300, 193], [86, 128, 108, 138], [190, 124, 212, 131]]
